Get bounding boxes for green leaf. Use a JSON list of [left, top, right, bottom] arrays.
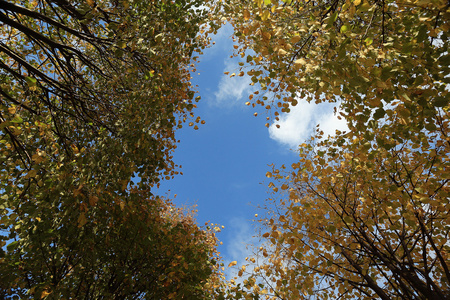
[[11, 115, 23, 124], [25, 76, 37, 87], [327, 225, 336, 233], [414, 187, 424, 194], [433, 97, 449, 108], [373, 108, 385, 120], [343, 216, 353, 225], [364, 37, 373, 45], [6, 241, 19, 252], [0, 121, 11, 130], [425, 123, 437, 131], [326, 12, 338, 28]]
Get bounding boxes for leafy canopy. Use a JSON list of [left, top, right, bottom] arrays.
[[220, 0, 450, 299], [0, 0, 224, 298]]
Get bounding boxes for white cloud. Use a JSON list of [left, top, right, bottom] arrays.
[[214, 59, 253, 106], [223, 217, 279, 289], [224, 217, 259, 280], [269, 101, 348, 149]]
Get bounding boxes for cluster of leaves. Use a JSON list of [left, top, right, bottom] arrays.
[[0, 0, 225, 298], [250, 128, 450, 299], [220, 0, 450, 299], [1, 191, 223, 299], [223, 0, 448, 131]]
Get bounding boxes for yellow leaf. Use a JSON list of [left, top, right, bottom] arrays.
[[278, 49, 287, 56], [40, 290, 51, 299], [353, 0, 361, 5], [244, 9, 250, 20], [89, 195, 98, 206], [8, 106, 16, 114], [261, 10, 270, 21], [32, 152, 45, 164], [290, 35, 301, 44], [228, 261, 237, 267], [25, 169, 38, 179], [294, 58, 306, 66], [71, 144, 79, 154], [262, 31, 271, 41], [266, 172, 272, 178], [77, 213, 87, 227]]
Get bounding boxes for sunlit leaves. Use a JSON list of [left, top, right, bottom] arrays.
[[244, 130, 450, 298], [222, 0, 449, 141], [220, 0, 450, 298], [0, 0, 223, 298]]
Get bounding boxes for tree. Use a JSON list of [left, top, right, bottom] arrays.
[[0, 0, 216, 188], [0, 191, 223, 299], [241, 130, 450, 299], [0, 0, 224, 297], [223, 0, 448, 134], [220, 0, 450, 298]]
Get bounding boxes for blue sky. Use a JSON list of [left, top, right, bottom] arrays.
[[158, 25, 347, 276]]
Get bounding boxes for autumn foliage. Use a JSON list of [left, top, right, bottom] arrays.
[[1, 0, 449, 298], [221, 0, 450, 299], [0, 0, 223, 298]]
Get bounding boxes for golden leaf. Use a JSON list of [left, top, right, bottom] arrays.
[[40, 290, 51, 299], [89, 195, 98, 206], [290, 35, 301, 44], [77, 213, 87, 227], [244, 9, 250, 20], [278, 49, 287, 56], [262, 31, 271, 41], [294, 58, 306, 66], [228, 261, 237, 267], [8, 106, 16, 114]]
